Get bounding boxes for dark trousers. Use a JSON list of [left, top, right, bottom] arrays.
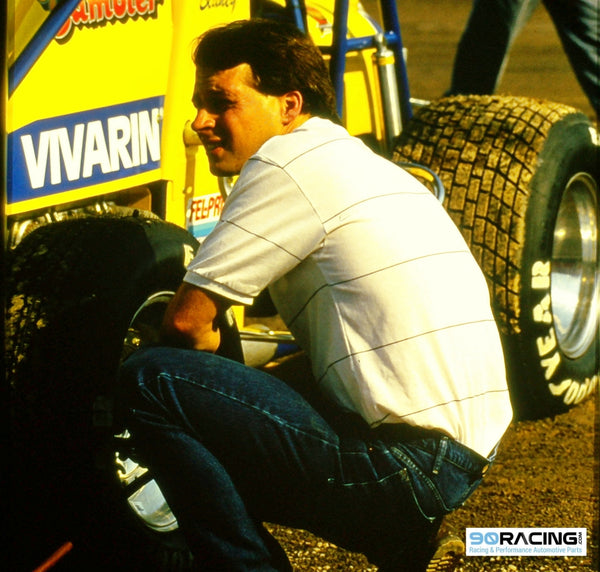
[[119, 347, 491, 571], [449, 0, 599, 116]]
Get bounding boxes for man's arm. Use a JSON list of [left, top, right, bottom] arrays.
[[160, 282, 221, 352]]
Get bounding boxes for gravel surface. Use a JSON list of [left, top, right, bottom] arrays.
[[266, 394, 598, 571]]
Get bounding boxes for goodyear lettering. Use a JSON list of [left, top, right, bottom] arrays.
[[56, 0, 162, 40], [548, 379, 571, 396], [532, 293, 552, 324], [531, 260, 550, 289], [549, 375, 598, 405], [7, 97, 163, 203], [530, 259, 598, 406], [536, 328, 556, 357], [539, 351, 560, 380], [531, 260, 562, 380]]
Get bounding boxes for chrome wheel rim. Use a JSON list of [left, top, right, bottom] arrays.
[[550, 172, 599, 359]]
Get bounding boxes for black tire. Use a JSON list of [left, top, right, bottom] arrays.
[[6, 214, 200, 570], [393, 95, 599, 420]]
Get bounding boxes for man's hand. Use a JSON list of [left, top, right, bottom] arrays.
[[160, 283, 221, 352]]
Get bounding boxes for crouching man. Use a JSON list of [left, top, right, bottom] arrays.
[[119, 19, 513, 572]]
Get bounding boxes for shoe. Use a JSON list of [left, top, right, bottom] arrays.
[[425, 531, 465, 572]]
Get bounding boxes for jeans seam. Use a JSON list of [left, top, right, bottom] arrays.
[[389, 446, 450, 516], [410, 441, 485, 475], [156, 373, 339, 448], [432, 437, 448, 475], [336, 467, 406, 489]]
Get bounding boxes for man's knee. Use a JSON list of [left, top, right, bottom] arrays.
[[116, 347, 171, 417]]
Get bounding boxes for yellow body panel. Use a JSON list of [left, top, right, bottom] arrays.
[[9, 4, 170, 129], [7, 0, 383, 239], [6, 0, 250, 226]]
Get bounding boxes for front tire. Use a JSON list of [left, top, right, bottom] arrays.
[[394, 95, 599, 419], [7, 214, 199, 570]]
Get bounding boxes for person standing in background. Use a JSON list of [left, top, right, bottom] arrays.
[[447, 0, 599, 117]]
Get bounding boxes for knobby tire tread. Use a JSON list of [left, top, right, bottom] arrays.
[[393, 95, 576, 335]]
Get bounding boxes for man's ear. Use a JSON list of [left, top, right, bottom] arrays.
[[280, 90, 305, 125]]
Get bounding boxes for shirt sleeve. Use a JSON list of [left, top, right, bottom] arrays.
[[184, 157, 325, 305]]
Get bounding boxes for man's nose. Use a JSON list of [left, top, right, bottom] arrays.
[[192, 108, 216, 132]]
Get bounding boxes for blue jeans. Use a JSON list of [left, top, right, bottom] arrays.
[[118, 347, 492, 571], [449, 0, 599, 116]]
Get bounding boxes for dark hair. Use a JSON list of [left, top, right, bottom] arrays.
[[194, 19, 341, 124]]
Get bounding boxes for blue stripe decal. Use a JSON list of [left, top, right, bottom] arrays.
[[188, 220, 218, 239], [8, 96, 164, 204]]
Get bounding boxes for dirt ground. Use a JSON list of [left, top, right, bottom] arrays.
[[266, 1, 599, 570]]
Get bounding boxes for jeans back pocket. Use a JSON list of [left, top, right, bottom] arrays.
[[389, 444, 482, 521]]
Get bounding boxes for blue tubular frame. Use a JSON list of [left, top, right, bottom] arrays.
[[288, 0, 308, 32], [9, 0, 81, 95], [319, 0, 413, 124], [379, 0, 413, 124], [287, 0, 444, 199]]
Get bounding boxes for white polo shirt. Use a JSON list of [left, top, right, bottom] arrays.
[[185, 117, 512, 458]]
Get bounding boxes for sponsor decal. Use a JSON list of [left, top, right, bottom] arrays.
[[183, 243, 196, 266], [56, 0, 163, 41], [8, 97, 163, 203], [467, 528, 587, 557], [199, 0, 236, 11], [186, 192, 224, 239], [307, 6, 333, 34], [530, 260, 598, 405]]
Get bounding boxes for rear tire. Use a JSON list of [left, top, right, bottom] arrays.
[[7, 214, 199, 570], [394, 95, 599, 419]]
